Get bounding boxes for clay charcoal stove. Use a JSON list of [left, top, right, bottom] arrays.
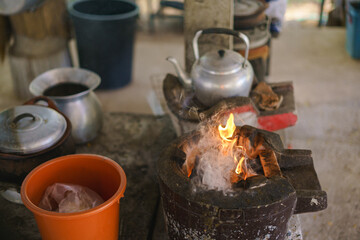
[[158, 114, 326, 240]]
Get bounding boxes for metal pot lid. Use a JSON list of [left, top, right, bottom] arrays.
[[0, 105, 67, 154], [199, 49, 244, 75], [0, 0, 46, 15], [234, 0, 265, 17]]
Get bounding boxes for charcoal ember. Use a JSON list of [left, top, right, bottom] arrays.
[[180, 123, 283, 190]]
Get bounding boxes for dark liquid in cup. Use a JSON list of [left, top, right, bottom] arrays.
[[44, 82, 89, 97]]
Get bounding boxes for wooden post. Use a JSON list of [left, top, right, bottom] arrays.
[[0, 17, 11, 61], [9, 0, 70, 40], [184, 0, 233, 72]]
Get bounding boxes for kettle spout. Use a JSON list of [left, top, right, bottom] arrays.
[[166, 57, 192, 88]]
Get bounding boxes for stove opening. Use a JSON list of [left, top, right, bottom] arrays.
[[179, 113, 282, 193]]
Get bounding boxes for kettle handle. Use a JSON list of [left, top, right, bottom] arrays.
[[192, 28, 250, 68]]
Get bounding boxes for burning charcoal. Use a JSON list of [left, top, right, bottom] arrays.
[[235, 125, 264, 159], [235, 125, 282, 179], [259, 149, 282, 177], [248, 157, 263, 173], [180, 113, 283, 190], [230, 170, 244, 185]]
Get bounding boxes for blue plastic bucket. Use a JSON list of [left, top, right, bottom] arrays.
[[346, 1, 360, 59]]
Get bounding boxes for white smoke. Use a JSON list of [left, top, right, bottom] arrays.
[[191, 147, 235, 193], [183, 112, 255, 194]]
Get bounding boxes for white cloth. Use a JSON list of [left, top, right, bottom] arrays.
[[265, 0, 287, 31]]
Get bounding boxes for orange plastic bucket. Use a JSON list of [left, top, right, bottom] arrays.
[[21, 154, 126, 240]]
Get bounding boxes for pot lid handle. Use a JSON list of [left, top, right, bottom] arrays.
[[192, 28, 250, 68], [10, 113, 36, 129]]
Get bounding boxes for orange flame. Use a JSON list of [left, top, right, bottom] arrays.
[[218, 113, 236, 141], [235, 156, 245, 175], [218, 113, 251, 181], [218, 114, 237, 157]]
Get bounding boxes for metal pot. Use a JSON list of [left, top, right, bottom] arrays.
[[234, 17, 271, 82], [234, 16, 271, 50], [0, 0, 46, 15], [234, 0, 268, 29], [0, 97, 75, 183], [167, 28, 254, 107], [29, 68, 103, 144]]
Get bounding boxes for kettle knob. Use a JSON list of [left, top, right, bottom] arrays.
[[218, 50, 225, 58]]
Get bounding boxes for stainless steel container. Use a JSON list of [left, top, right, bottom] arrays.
[[29, 68, 103, 144]]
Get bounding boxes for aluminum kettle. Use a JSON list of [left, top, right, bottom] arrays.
[[167, 28, 254, 107]]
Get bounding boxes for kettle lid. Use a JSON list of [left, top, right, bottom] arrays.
[[199, 49, 245, 75]]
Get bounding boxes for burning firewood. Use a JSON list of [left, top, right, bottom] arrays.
[[182, 114, 282, 185], [235, 125, 282, 178]]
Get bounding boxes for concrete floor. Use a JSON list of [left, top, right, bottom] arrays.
[[0, 15, 360, 240], [272, 22, 360, 240]]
